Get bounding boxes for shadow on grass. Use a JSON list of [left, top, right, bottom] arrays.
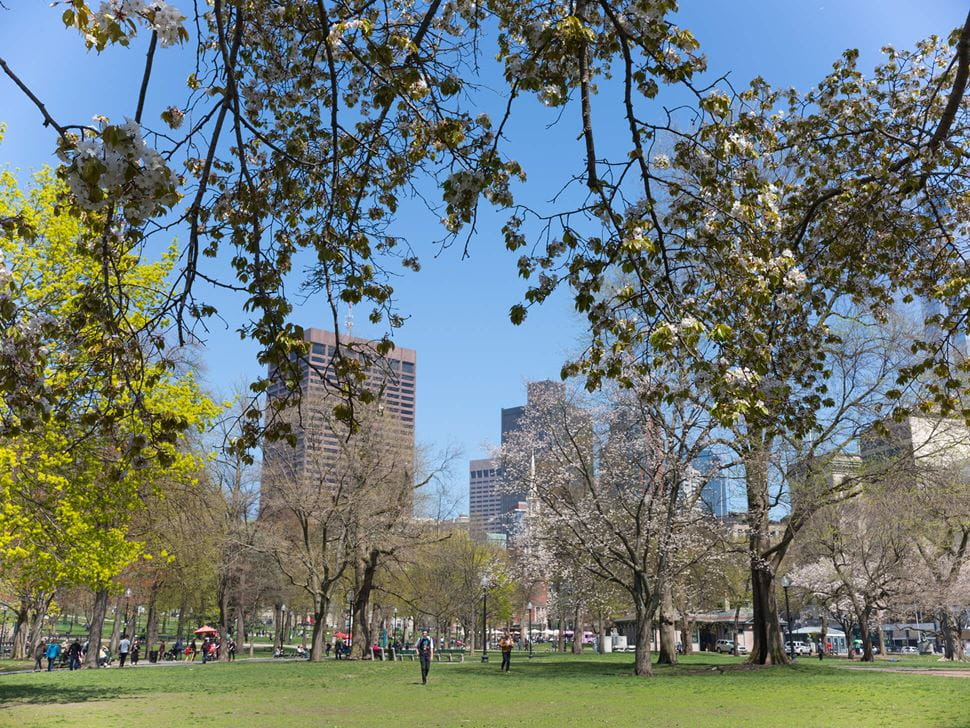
[[471, 655, 774, 680], [0, 683, 142, 706]]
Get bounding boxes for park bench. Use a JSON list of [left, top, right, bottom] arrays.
[[434, 649, 465, 663], [371, 646, 388, 661], [393, 648, 418, 661]]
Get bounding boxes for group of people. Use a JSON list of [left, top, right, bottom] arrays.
[[33, 636, 119, 671], [29, 632, 237, 671]]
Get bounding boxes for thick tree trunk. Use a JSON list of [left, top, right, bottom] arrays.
[[145, 584, 160, 656], [748, 561, 788, 664], [745, 440, 789, 665], [309, 597, 330, 662], [219, 590, 231, 662], [633, 571, 654, 676], [84, 588, 109, 668], [273, 602, 284, 652], [940, 611, 956, 660], [236, 608, 246, 654], [656, 582, 678, 665], [572, 606, 583, 654], [27, 594, 52, 658], [680, 618, 694, 655], [634, 603, 653, 677], [877, 619, 887, 658], [109, 595, 123, 655], [350, 551, 379, 658], [861, 609, 874, 662], [10, 601, 29, 660]]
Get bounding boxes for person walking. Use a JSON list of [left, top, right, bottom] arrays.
[[45, 639, 61, 672], [416, 629, 434, 685], [118, 634, 131, 667], [499, 632, 514, 672], [33, 640, 46, 672], [188, 638, 197, 661], [817, 640, 824, 661], [68, 638, 83, 671], [130, 639, 140, 666]]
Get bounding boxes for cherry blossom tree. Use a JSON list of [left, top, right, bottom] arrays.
[[502, 375, 717, 676]]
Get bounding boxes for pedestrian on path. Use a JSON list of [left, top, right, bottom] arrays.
[[118, 635, 131, 667], [68, 639, 83, 670], [45, 640, 61, 672], [499, 632, 514, 672], [416, 629, 434, 685], [33, 640, 46, 672]]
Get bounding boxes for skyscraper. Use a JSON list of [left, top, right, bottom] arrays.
[[260, 327, 416, 504], [695, 449, 728, 519], [468, 458, 503, 535], [468, 380, 568, 539]]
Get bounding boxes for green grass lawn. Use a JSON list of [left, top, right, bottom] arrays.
[[1, 652, 969, 727]]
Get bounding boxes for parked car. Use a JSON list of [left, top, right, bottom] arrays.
[[785, 641, 811, 656], [900, 646, 919, 654], [714, 639, 747, 655]]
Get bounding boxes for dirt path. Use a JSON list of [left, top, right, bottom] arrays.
[[841, 665, 970, 678]]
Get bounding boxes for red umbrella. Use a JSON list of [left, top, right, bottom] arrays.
[[333, 632, 350, 639], [194, 625, 219, 635]]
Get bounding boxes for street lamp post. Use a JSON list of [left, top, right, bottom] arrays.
[[481, 585, 488, 663], [782, 576, 794, 661], [123, 588, 132, 637], [0, 606, 7, 658], [527, 602, 533, 659]]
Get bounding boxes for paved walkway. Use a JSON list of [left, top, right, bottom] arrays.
[[841, 665, 970, 678]]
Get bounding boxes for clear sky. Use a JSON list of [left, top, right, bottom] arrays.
[[1, 1, 965, 511]]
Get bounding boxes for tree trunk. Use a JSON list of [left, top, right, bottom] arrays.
[[235, 608, 246, 654], [572, 606, 583, 654], [10, 601, 29, 660], [861, 609, 874, 662], [84, 588, 109, 668], [633, 571, 654, 676], [219, 590, 231, 662], [633, 602, 653, 677], [940, 610, 956, 661], [273, 602, 284, 652], [309, 595, 330, 662], [877, 619, 887, 658], [819, 612, 828, 656], [176, 596, 187, 640], [557, 610, 565, 653], [145, 584, 160, 656], [680, 618, 694, 655], [350, 551, 380, 659], [27, 594, 52, 658], [748, 560, 788, 664], [656, 582, 678, 665]]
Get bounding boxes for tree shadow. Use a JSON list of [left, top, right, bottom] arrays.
[[0, 683, 142, 706]]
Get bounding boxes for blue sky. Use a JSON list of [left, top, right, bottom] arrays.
[[1, 1, 965, 511]]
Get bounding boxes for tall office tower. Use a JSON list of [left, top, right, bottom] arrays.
[[468, 458, 503, 535], [695, 449, 729, 519], [260, 327, 416, 507], [493, 380, 568, 531]]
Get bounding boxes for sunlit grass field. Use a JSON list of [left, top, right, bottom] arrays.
[[2, 651, 969, 727]]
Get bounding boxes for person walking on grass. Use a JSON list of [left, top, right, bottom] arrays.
[[46, 639, 61, 672], [68, 638, 83, 671], [416, 629, 434, 685], [33, 639, 46, 672], [118, 634, 131, 667], [499, 632, 514, 672]]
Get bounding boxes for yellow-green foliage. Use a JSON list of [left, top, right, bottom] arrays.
[[0, 166, 219, 592]]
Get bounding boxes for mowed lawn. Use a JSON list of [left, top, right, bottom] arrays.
[[2, 652, 969, 728]]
